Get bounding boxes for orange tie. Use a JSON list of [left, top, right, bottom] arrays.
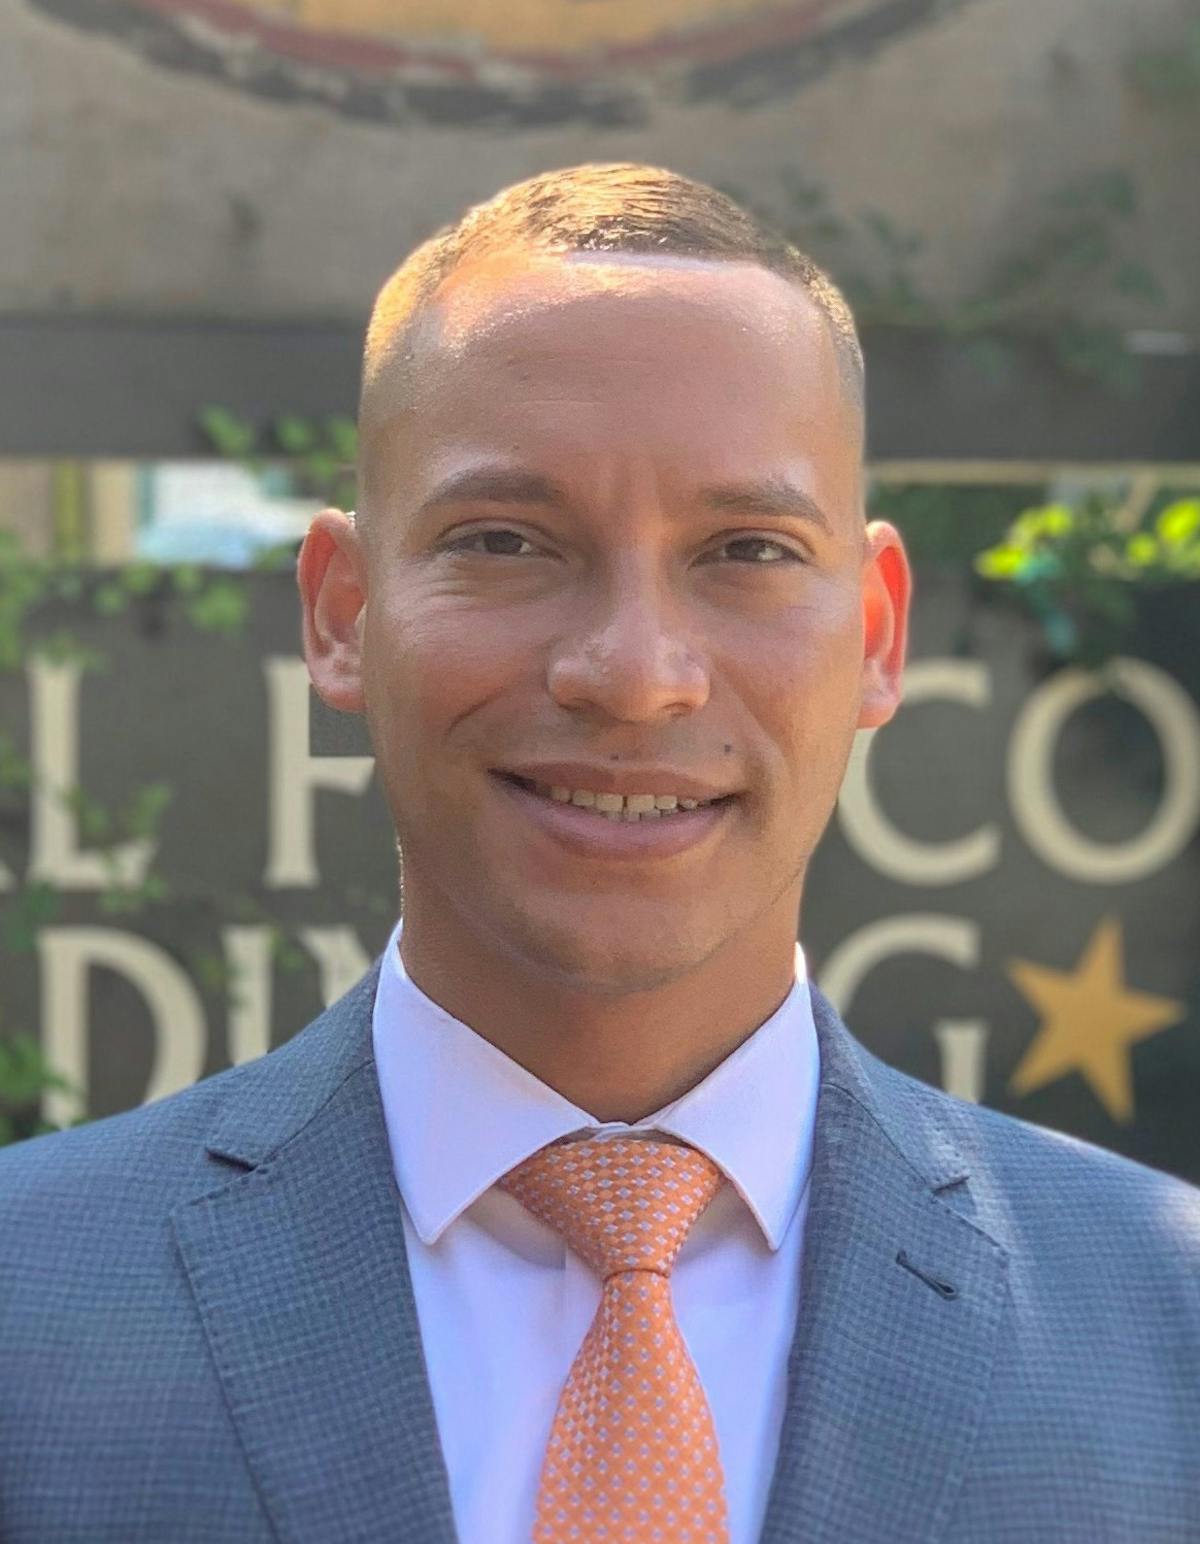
[[498, 1135, 731, 1544]]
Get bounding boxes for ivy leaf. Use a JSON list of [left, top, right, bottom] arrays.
[[303, 450, 339, 487], [1058, 222, 1111, 277], [121, 561, 162, 597], [92, 582, 128, 616], [197, 405, 257, 460], [186, 581, 248, 635], [1114, 261, 1167, 304], [959, 334, 1017, 383], [124, 781, 173, 838], [974, 546, 1024, 579], [1, 883, 61, 952], [1011, 505, 1075, 546], [1054, 324, 1140, 394], [170, 564, 204, 595], [274, 415, 316, 454], [252, 541, 298, 574], [1155, 499, 1200, 547], [326, 417, 359, 463], [1014, 552, 1064, 585], [270, 930, 307, 974], [61, 786, 111, 842], [30, 630, 106, 673], [1043, 609, 1079, 657], [0, 736, 32, 792], [1054, 169, 1136, 218]]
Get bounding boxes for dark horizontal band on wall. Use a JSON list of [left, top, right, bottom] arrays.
[[2, 312, 1198, 462]]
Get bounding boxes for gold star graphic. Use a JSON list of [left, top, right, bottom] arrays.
[[1007, 917, 1186, 1125]]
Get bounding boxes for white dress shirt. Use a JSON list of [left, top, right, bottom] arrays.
[[371, 922, 820, 1544]]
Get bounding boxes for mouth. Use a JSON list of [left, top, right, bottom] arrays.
[[490, 772, 739, 860], [493, 772, 737, 822]]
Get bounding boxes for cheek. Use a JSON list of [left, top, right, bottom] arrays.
[[725, 589, 864, 772], [361, 586, 542, 759]]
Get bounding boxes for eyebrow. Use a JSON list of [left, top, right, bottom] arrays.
[[697, 476, 833, 536], [415, 468, 569, 518], [415, 466, 832, 536]]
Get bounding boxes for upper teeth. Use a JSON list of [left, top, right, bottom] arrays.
[[539, 785, 706, 820]]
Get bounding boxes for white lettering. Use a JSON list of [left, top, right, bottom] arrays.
[[932, 1018, 989, 1104], [299, 926, 374, 1006], [263, 658, 374, 888], [222, 925, 275, 1066], [221, 924, 375, 1066], [1008, 657, 1200, 882], [818, 915, 988, 1099], [28, 660, 154, 889], [38, 928, 206, 1125], [818, 912, 980, 1014], [838, 661, 1000, 885]]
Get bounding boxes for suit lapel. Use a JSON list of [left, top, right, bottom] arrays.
[[171, 968, 457, 1544], [759, 988, 1011, 1544], [169, 961, 1010, 1544]]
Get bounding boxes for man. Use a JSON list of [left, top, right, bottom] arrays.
[[1, 163, 1198, 1544]]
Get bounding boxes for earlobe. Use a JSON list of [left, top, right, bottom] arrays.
[[297, 508, 367, 714], [858, 522, 911, 730]]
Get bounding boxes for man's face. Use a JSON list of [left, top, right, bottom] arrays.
[[327, 253, 907, 992]]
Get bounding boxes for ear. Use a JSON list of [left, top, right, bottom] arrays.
[[858, 519, 911, 730], [297, 508, 366, 714]]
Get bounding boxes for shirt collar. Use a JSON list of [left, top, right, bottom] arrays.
[[371, 921, 819, 1252]]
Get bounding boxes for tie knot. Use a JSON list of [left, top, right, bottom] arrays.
[[497, 1135, 724, 1280]]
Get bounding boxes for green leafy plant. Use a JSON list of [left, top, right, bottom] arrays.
[[1127, 19, 1200, 106], [974, 494, 1200, 665], [0, 1027, 87, 1147], [724, 155, 1174, 394], [197, 408, 357, 513], [0, 529, 257, 676]]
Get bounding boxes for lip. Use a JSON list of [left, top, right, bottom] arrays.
[[494, 762, 736, 804], [491, 772, 736, 861]]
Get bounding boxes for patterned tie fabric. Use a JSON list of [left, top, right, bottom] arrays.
[[497, 1134, 730, 1544]]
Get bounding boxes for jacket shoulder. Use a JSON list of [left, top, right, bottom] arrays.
[[0, 963, 380, 1229], [865, 1047, 1200, 1272], [0, 1053, 260, 1222]]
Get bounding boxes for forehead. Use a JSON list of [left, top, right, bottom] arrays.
[[361, 253, 856, 502], [424, 249, 822, 348]]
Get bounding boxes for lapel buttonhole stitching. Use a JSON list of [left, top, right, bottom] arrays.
[[895, 1248, 959, 1299]]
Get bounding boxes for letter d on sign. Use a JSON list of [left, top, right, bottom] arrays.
[[38, 929, 207, 1125]]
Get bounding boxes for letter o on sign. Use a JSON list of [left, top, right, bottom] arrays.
[[1007, 658, 1200, 883]]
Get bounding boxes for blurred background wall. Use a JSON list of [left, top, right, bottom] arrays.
[[1, 0, 1198, 1179], [2, 0, 1197, 324], [3, 0, 1199, 479]]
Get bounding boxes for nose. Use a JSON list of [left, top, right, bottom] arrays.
[[546, 569, 710, 724]]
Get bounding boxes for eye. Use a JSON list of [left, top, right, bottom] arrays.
[[445, 528, 539, 558], [704, 536, 803, 565]]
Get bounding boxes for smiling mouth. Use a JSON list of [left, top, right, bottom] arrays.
[[495, 772, 738, 823]]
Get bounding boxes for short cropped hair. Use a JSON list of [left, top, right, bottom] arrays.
[[358, 162, 864, 485]]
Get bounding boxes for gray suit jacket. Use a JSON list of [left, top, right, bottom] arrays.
[[2, 965, 1199, 1542]]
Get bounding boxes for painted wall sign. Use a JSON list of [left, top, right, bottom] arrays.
[[1, 566, 1197, 1183], [31, 0, 981, 125]]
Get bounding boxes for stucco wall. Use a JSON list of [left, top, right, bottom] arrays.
[[2, 0, 1197, 330]]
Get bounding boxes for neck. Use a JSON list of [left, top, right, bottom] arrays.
[[396, 888, 802, 1123]]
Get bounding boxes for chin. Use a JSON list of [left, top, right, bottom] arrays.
[[504, 900, 719, 997]]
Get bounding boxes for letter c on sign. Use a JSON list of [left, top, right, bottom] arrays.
[[838, 661, 1000, 885], [1007, 658, 1200, 883]]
